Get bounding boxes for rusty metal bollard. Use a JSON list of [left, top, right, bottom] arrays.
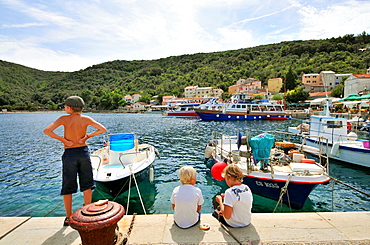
[[69, 200, 125, 245]]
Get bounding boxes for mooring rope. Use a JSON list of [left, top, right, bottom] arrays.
[[273, 173, 293, 213], [325, 173, 370, 198], [43, 200, 63, 217], [125, 166, 147, 215], [131, 167, 147, 215], [126, 174, 133, 214]]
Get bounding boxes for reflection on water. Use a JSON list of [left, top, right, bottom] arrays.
[[0, 112, 369, 217]]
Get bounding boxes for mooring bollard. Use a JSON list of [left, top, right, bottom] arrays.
[[69, 200, 125, 245]]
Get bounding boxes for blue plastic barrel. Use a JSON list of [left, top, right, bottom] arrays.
[[109, 134, 135, 151]]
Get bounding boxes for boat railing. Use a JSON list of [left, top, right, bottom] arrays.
[[91, 154, 102, 171], [116, 147, 152, 169], [264, 130, 330, 173], [212, 130, 331, 174]]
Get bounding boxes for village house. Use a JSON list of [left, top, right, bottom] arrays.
[[302, 71, 351, 92], [184, 86, 224, 98], [124, 94, 142, 103], [343, 69, 370, 97], [267, 78, 283, 93], [228, 78, 262, 95]]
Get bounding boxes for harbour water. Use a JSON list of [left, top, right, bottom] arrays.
[[0, 112, 369, 217]]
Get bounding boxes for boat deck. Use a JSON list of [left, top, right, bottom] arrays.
[[1, 212, 369, 244]]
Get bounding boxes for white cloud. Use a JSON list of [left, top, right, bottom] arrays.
[[298, 0, 370, 39], [0, 36, 99, 71], [0, 0, 369, 71]]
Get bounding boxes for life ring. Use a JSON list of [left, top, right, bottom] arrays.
[[199, 223, 210, 230], [233, 99, 238, 104], [347, 122, 352, 133]]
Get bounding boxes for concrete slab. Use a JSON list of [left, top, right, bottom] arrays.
[[125, 214, 168, 244], [0, 212, 369, 245], [318, 211, 370, 240], [250, 212, 349, 243], [0, 217, 30, 240], [0, 217, 81, 245], [162, 213, 236, 244]]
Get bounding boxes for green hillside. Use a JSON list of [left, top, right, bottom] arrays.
[[0, 32, 369, 111]]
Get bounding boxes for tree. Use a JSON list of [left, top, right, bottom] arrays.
[[285, 66, 298, 91], [331, 85, 344, 98], [286, 87, 309, 103], [271, 94, 283, 100]]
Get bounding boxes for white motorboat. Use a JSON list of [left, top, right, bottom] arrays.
[[289, 115, 370, 168], [90, 133, 159, 195]]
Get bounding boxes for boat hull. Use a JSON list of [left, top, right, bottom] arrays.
[[196, 110, 290, 121], [209, 157, 327, 209], [241, 174, 319, 209], [95, 164, 152, 197], [164, 111, 199, 118], [305, 138, 370, 168]]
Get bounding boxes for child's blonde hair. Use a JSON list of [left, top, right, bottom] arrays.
[[178, 166, 196, 184], [222, 164, 244, 182]]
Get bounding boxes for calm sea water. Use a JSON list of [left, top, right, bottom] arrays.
[[0, 112, 369, 217]]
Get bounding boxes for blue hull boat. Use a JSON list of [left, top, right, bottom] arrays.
[[204, 131, 330, 209]]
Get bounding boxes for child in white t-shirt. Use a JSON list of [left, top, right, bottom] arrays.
[[170, 166, 204, 228], [213, 164, 253, 227]]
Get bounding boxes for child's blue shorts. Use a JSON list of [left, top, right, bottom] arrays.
[[61, 146, 95, 195]]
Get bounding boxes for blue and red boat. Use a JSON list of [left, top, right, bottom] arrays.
[[195, 96, 290, 121], [162, 103, 200, 118], [204, 131, 330, 209]]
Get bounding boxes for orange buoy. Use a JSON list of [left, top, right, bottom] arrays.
[[301, 158, 316, 164]]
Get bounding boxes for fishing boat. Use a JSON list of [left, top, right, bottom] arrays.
[[162, 103, 200, 118], [204, 131, 330, 209], [195, 95, 290, 121], [90, 133, 159, 196], [288, 115, 370, 168]]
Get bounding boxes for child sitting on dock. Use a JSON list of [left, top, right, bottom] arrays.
[[213, 164, 253, 227], [43, 96, 106, 226], [170, 166, 204, 229]]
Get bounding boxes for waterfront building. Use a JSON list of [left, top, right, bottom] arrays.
[[184, 86, 223, 98], [267, 78, 283, 93], [302, 71, 351, 92], [229, 78, 262, 95], [343, 73, 370, 97]]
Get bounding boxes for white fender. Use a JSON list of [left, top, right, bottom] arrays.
[[204, 145, 214, 158], [330, 142, 340, 156], [149, 166, 154, 183]]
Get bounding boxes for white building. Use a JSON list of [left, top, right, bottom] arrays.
[[344, 71, 370, 97]]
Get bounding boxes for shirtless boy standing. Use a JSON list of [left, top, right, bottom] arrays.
[[44, 96, 106, 226]]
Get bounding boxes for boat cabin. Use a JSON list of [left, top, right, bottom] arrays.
[[308, 116, 351, 143], [227, 103, 285, 112]]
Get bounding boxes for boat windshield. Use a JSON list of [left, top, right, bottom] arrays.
[[326, 120, 343, 128]]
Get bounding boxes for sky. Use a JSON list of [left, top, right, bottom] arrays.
[[1, 0, 370, 72]]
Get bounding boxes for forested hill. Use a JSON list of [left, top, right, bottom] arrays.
[[1, 33, 370, 111]]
